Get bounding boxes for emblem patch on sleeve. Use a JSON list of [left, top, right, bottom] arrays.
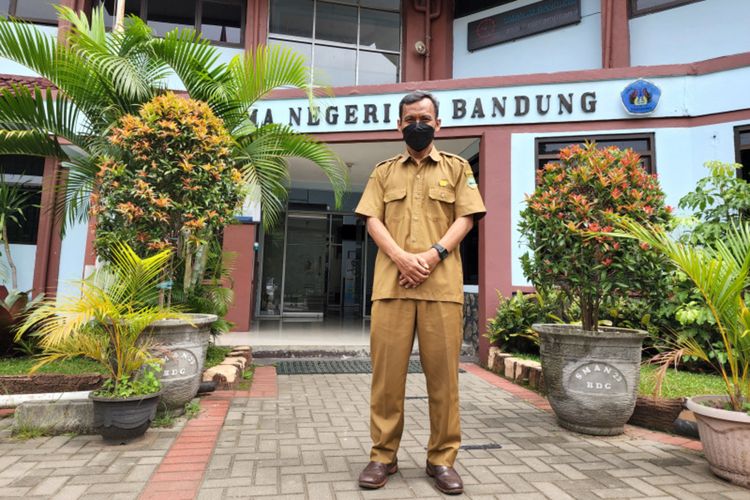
[[467, 176, 477, 189]]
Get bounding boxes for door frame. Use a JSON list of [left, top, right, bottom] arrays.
[[255, 208, 371, 319]]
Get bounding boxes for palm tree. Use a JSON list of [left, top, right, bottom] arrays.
[[17, 242, 182, 394], [0, 6, 347, 234], [616, 217, 750, 411]]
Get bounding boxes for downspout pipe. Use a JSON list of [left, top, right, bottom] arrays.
[[413, 0, 442, 81]]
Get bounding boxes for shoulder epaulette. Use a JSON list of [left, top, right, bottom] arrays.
[[374, 155, 402, 169], [440, 151, 468, 162]]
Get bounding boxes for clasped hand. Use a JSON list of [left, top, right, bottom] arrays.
[[394, 249, 440, 288]]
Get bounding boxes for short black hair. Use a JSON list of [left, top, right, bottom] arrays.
[[399, 91, 439, 119]]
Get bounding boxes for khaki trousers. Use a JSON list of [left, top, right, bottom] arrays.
[[369, 298, 463, 467]]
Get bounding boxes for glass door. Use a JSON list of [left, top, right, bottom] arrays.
[[283, 213, 328, 317], [256, 210, 373, 318]]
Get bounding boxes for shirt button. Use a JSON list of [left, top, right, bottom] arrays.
[[416, 175, 421, 179], [413, 216, 418, 221]]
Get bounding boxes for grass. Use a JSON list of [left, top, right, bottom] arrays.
[[152, 409, 176, 428], [639, 363, 728, 399], [12, 424, 51, 440], [0, 356, 105, 376], [205, 344, 232, 369], [237, 364, 255, 391], [0, 344, 231, 376], [184, 400, 201, 419]]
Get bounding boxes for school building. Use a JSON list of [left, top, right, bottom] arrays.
[[2, 0, 749, 364]]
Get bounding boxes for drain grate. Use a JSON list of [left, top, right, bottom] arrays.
[[275, 359, 424, 375], [460, 443, 503, 451]]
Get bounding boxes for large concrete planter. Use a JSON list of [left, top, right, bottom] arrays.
[[534, 323, 646, 436], [144, 313, 216, 410], [686, 395, 750, 488]]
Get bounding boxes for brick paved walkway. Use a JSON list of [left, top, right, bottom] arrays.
[[1, 363, 749, 499]]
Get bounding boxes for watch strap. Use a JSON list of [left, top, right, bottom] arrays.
[[431, 243, 449, 261]]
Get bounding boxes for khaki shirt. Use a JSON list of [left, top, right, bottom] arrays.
[[355, 147, 486, 304]]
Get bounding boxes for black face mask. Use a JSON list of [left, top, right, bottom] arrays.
[[402, 122, 435, 152]]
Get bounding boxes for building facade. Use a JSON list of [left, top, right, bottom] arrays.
[[2, 0, 749, 364]]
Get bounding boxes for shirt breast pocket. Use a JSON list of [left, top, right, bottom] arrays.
[[383, 188, 407, 223], [428, 185, 455, 211]]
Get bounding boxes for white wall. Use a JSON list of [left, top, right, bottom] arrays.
[[55, 219, 88, 301], [453, 0, 601, 79], [0, 244, 36, 292], [510, 119, 750, 287], [630, 0, 750, 66]]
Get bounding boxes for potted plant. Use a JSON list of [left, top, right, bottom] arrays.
[[17, 243, 182, 442], [90, 93, 243, 409], [519, 143, 672, 435], [616, 218, 750, 488]]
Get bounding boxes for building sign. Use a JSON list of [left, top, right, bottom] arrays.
[[567, 362, 627, 394], [160, 349, 198, 379], [249, 66, 750, 134], [251, 86, 600, 133], [621, 79, 661, 115], [467, 0, 581, 52]]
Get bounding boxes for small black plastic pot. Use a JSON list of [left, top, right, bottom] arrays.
[[90, 391, 161, 443]]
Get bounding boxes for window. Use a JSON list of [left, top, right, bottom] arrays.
[[2, 0, 60, 25], [93, 0, 245, 47], [735, 125, 750, 181], [0, 155, 44, 245], [536, 134, 656, 174], [629, 0, 703, 18], [268, 0, 401, 87]]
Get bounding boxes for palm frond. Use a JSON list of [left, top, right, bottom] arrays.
[[0, 84, 87, 150], [236, 123, 348, 224], [149, 28, 229, 105], [0, 16, 57, 81], [0, 129, 62, 156], [55, 155, 99, 236]]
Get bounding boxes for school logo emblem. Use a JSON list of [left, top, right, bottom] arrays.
[[621, 79, 661, 115]]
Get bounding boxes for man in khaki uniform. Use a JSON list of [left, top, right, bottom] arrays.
[[355, 91, 486, 495]]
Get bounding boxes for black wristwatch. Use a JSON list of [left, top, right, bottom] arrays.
[[431, 243, 449, 261]]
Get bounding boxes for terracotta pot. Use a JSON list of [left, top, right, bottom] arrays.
[[535, 323, 646, 436], [686, 395, 750, 488]]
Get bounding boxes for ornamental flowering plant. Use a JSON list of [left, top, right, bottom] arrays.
[[91, 93, 245, 300], [519, 142, 672, 332]]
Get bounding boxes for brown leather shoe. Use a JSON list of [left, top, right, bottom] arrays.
[[426, 461, 463, 495], [358, 460, 398, 489]]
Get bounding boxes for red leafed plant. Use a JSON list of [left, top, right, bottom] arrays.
[[519, 142, 672, 332]]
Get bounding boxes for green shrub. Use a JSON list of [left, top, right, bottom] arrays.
[[519, 143, 672, 332]]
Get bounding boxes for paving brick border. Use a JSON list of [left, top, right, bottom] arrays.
[[139, 366, 278, 499], [460, 362, 704, 452]]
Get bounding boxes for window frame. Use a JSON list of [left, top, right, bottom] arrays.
[[92, 0, 246, 48], [535, 133, 657, 175], [267, 0, 402, 87], [734, 124, 750, 180], [628, 0, 704, 18], [0, 156, 44, 246], [3, 0, 61, 26]]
